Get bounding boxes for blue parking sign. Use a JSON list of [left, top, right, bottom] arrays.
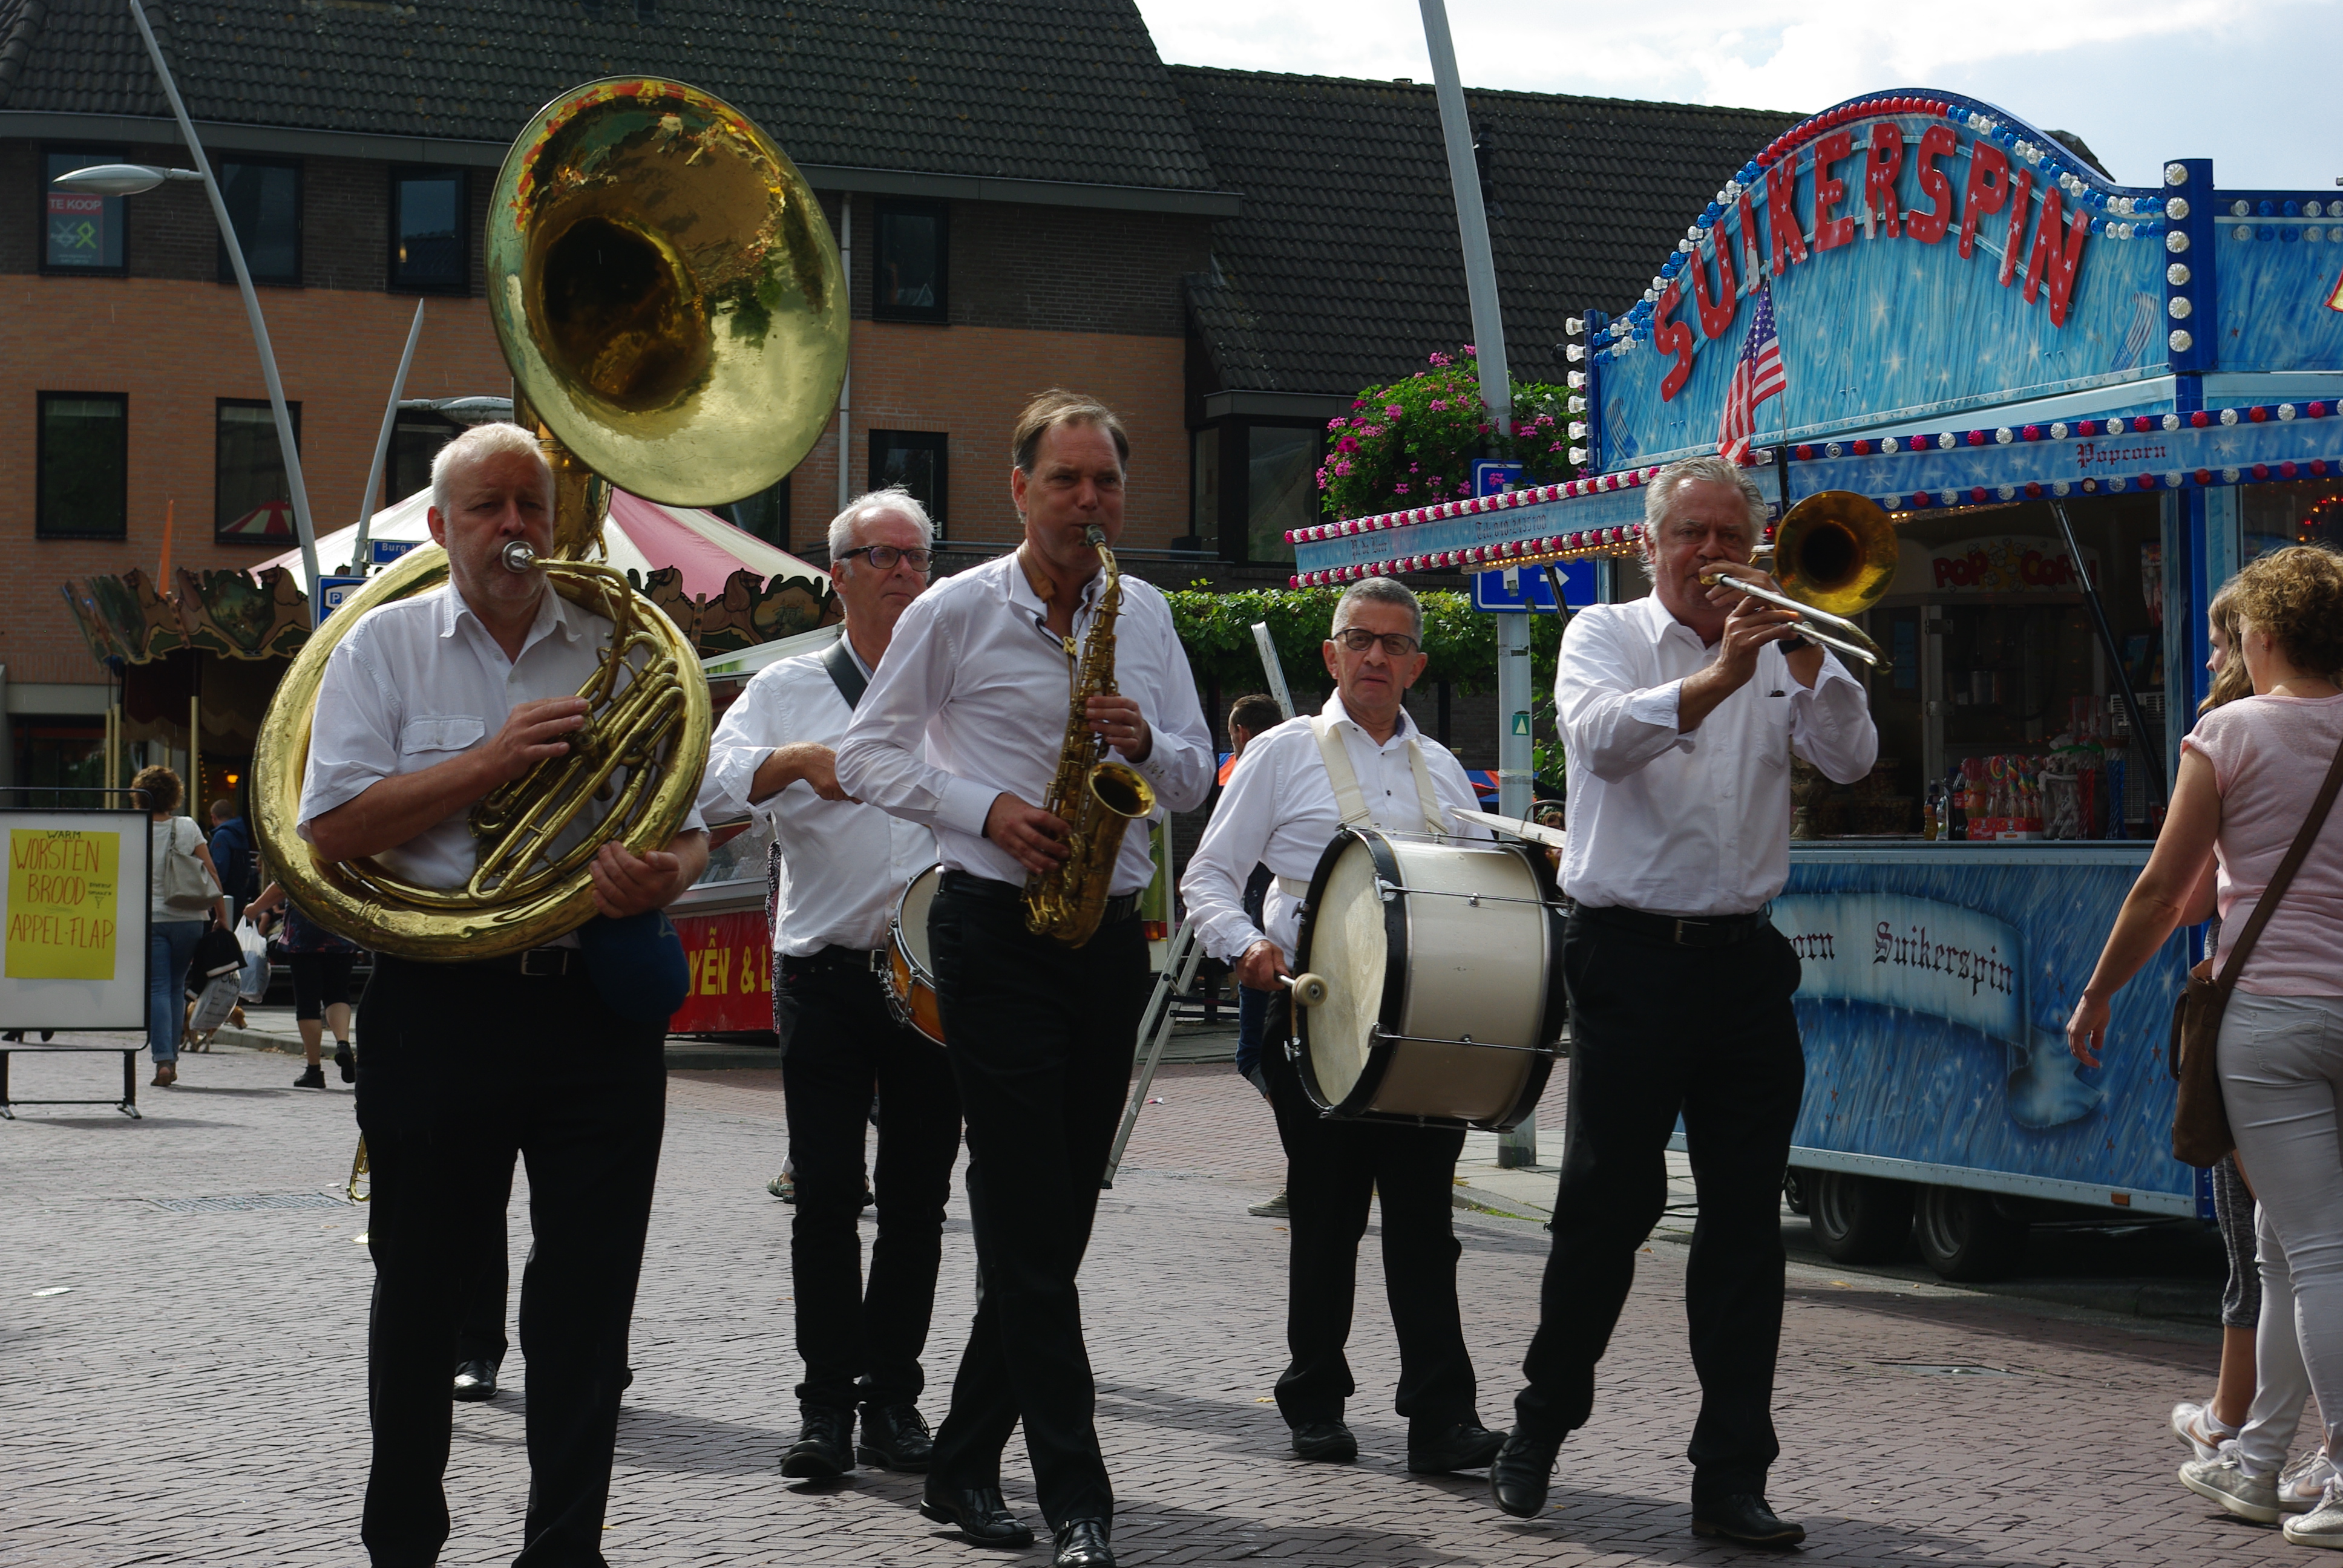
[[315, 576, 367, 626], [1472, 560, 1596, 614]]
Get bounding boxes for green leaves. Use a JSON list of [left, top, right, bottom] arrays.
[[1164, 584, 1561, 698]]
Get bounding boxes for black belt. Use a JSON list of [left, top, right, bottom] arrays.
[[466, 946, 585, 977], [781, 945, 886, 978], [938, 870, 1142, 929], [1567, 902, 1771, 949]]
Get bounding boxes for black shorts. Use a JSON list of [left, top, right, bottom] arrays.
[[290, 950, 356, 1021]]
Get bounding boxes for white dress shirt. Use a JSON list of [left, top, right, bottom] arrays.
[[1182, 693, 1490, 967], [697, 638, 937, 955], [834, 550, 1214, 895], [297, 580, 706, 895], [1557, 592, 1878, 917]]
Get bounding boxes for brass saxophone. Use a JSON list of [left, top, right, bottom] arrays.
[[1023, 526, 1159, 947]]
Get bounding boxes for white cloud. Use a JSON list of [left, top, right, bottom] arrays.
[[1141, 0, 2343, 189]]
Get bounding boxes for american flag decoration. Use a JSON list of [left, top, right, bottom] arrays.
[[1718, 279, 1788, 465]]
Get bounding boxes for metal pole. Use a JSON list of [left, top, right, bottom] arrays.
[[1251, 622, 1297, 719], [1497, 612, 1532, 819], [836, 200, 853, 518], [126, 0, 320, 601], [1418, 0, 1510, 428], [352, 299, 427, 570]]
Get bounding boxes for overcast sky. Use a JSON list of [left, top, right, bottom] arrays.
[[1136, 0, 2342, 193]]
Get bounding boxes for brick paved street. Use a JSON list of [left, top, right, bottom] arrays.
[[1, 1040, 2313, 1567]]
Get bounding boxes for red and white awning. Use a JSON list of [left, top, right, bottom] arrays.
[[258, 488, 827, 600]]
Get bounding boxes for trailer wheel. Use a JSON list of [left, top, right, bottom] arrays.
[[1807, 1171, 1914, 1263], [1782, 1169, 1809, 1216], [1913, 1184, 2030, 1282]]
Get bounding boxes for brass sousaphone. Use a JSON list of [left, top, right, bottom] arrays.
[[252, 79, 848, 961]]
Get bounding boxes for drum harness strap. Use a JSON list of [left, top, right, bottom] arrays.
[[1275, 715, 1448, 903]]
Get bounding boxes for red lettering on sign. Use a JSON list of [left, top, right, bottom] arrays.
[[1998, 169, 2033, 287], [1907, 125, 1955, 244], [1692, 227, 1738, 339], [2022, 185, 2089, 325], [1811, 131, 1856, 251], [1863, 122, 1903, 239], [1958, 142, 2011, 260], [1655, 282, 1695, 400], [1765, 159, 1809, 275]]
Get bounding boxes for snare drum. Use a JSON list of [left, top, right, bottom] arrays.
[[1291, 827, 1562, 1129], [884, 864, 947, 1046]]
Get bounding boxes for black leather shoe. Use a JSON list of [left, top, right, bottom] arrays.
[[333, 1042, 356, 1083], [857, 1402, 934, 1471], [779, 1406, 855, 1479], [450, 1359, 497, 1402], [1289, 1420, 1358, 1462], [293, 1064, 327, 1089], [1489, 1429, 1559, 1517], [917, 1485, 1033, 1548], [1691, 1492, 1804, 1547], [1052, 1518, 1113, 1568], [1409, 1419, 1506, 1474]]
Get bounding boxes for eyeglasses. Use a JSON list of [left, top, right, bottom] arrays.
[[1331, 628, 1421, 657], [837, 544, 932, 572]]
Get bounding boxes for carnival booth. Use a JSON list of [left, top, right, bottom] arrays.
[[1288, 90, 2343, 1278]]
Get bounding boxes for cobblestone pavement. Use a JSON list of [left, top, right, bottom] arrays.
[[2, 1040, 2311, 1567]]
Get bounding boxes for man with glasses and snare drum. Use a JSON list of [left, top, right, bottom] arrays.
[[1181, 577, 1506, 1478], [696, 488, 957, 1482]]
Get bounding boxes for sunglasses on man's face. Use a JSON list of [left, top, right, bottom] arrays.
[[1331, 628, 1421, 658], [837, 544, 932, 573]]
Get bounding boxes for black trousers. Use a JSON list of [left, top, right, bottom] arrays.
[[356, 954, 666, 1568], [925, 874, 1147, 1530], [451, 1150, 518, 1372], [1262, 995, 1477, 1431], [1513, 916, 1804, 1500], [778, 950, 962, 1412]]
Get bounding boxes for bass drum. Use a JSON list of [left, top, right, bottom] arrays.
[[885, 864, 946, 1047], [1292, 827, 1562, 1129]]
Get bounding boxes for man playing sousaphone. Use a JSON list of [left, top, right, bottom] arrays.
[[834, 390, 1213, 1568], [298, 423, 707, 1566], [695, 487, 955, 1480], [1181, 577, 1506, 1477]]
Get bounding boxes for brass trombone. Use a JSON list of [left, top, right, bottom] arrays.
[[1700, 491, 1896, 672]]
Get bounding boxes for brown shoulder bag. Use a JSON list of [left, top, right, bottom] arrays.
[[2170, 726, 2343, 1168]]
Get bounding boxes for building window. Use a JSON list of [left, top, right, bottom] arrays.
[[1189, 428, 1221, 553], [1246, 426, 1317, 564], [721, 477, 791, 549], [36, 392, 129, 540], [44, 148, 129, 274], [216, 160, 301, 286], [385, 412, 459, 509], [868, 431, 949, 540], [215, 399, 302, 544], [12, 717, 108, 808], [390, 168, 468, 292], [872, 199, 948, 322]]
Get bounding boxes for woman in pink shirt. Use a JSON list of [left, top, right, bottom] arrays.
[[2069, 544, 2343, 1544]]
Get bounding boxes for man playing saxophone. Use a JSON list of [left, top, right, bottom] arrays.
[[836, 390, 1214, 1568], [298, 422, 707, 1567]]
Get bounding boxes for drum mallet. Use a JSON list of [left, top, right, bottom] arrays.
[[1280, 972, 1329, 1007]]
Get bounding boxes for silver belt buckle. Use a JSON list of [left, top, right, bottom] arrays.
[[519, 948, 568, 977], [1673, 918, 1700, 946]]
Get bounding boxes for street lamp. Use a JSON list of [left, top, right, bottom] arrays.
[[48, 0, 323, 602]]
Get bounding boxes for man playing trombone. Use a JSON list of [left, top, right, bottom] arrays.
[[1489, 455, 1876, 1545]]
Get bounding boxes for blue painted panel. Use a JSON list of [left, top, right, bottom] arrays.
[[1780, 850, 2189, 1201], [2215, 220, 2343, 372]]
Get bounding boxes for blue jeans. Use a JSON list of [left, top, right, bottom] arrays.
[[148, 920, 205, 1063]]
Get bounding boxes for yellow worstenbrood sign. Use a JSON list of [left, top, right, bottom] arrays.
[[6, 829, 120, 981]]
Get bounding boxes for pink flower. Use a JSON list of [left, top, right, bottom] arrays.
[[1337, 436, 1358, 454], [1334, 459, 1353, 475], [1386, 404, 1404, 418], [1327, 417, 1346, 431], [1478, 422, 1492, 434], [1429, 399, 1450, 412], [1462, 344, 1477, 356], [1394, 482, 1411, 494]]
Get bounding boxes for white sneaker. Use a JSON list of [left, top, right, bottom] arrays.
[[2182, 1449, 2282, 1524], [2172, 1399, 2240, 1462], [2281, 1449, 2336, 1514], [2284, 1478, 2343, 1547]]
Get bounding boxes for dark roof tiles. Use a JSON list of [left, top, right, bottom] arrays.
[[1175, 65, 1801, 395]]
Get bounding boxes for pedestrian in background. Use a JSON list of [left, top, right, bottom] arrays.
[[243, 880, 359, 1089], [2067, 545, 2343, 1546], [139, 765, 230, 1088], [208, 795, 260, 910]]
